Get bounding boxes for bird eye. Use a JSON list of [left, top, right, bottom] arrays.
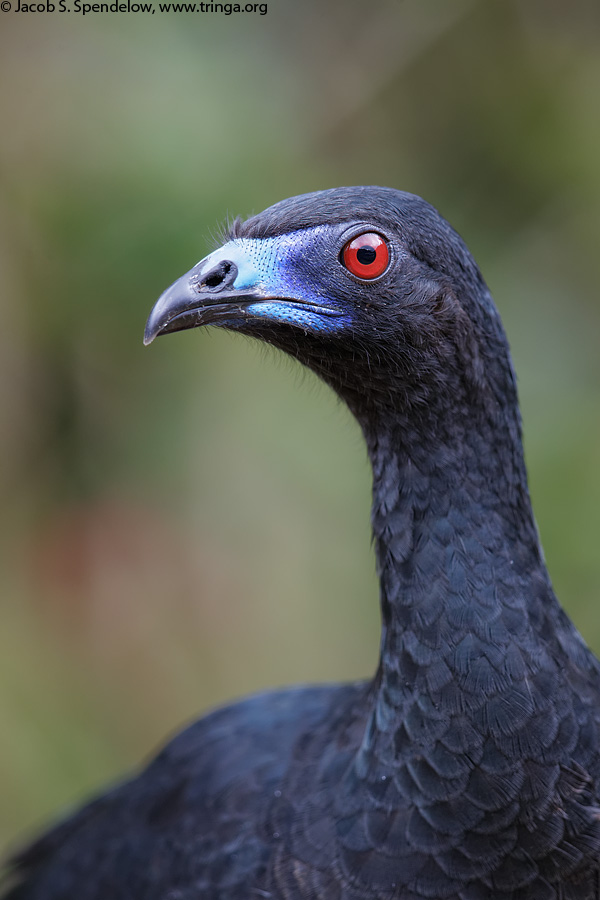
[[341, 232, 389, 280]]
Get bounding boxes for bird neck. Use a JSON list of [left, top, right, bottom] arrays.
[[363, 411, 550, 686]]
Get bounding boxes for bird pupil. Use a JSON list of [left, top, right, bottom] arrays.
[[356, 246, 376, 265]]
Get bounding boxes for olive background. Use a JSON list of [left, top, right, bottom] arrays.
[[1, 0, 599, 849]]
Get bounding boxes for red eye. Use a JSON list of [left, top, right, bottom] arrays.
[[342, 232, 389, 279]]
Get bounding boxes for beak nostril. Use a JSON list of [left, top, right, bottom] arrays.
[[199, 260, 237, 292]]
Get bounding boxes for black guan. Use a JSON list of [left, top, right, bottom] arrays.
[[3, 186, 600, 899]]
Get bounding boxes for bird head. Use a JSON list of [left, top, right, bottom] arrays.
[[145, 187, 515, 436]]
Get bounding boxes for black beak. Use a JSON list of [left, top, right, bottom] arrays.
[[143, 257, 262, 346], [144, 240, 345, 347]]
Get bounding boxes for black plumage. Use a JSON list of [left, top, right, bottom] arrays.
[[3, 186, 600, 899]]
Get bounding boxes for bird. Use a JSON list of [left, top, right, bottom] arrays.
[[2, 185, 600, 900]]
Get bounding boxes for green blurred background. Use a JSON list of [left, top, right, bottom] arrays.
[[1, 0, 599, 851]]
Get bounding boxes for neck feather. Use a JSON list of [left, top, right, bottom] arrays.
[[363, 410, 550, 685]]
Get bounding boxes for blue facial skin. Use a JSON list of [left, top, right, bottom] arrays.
[[200, 226, 354, 334]]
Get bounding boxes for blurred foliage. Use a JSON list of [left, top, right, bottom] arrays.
[[1, 0, 599, 849]]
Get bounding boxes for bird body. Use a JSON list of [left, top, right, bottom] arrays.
[[3, 187, 600, 899]]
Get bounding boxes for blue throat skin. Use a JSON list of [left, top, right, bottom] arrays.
[[5, 187, 600, 900]]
